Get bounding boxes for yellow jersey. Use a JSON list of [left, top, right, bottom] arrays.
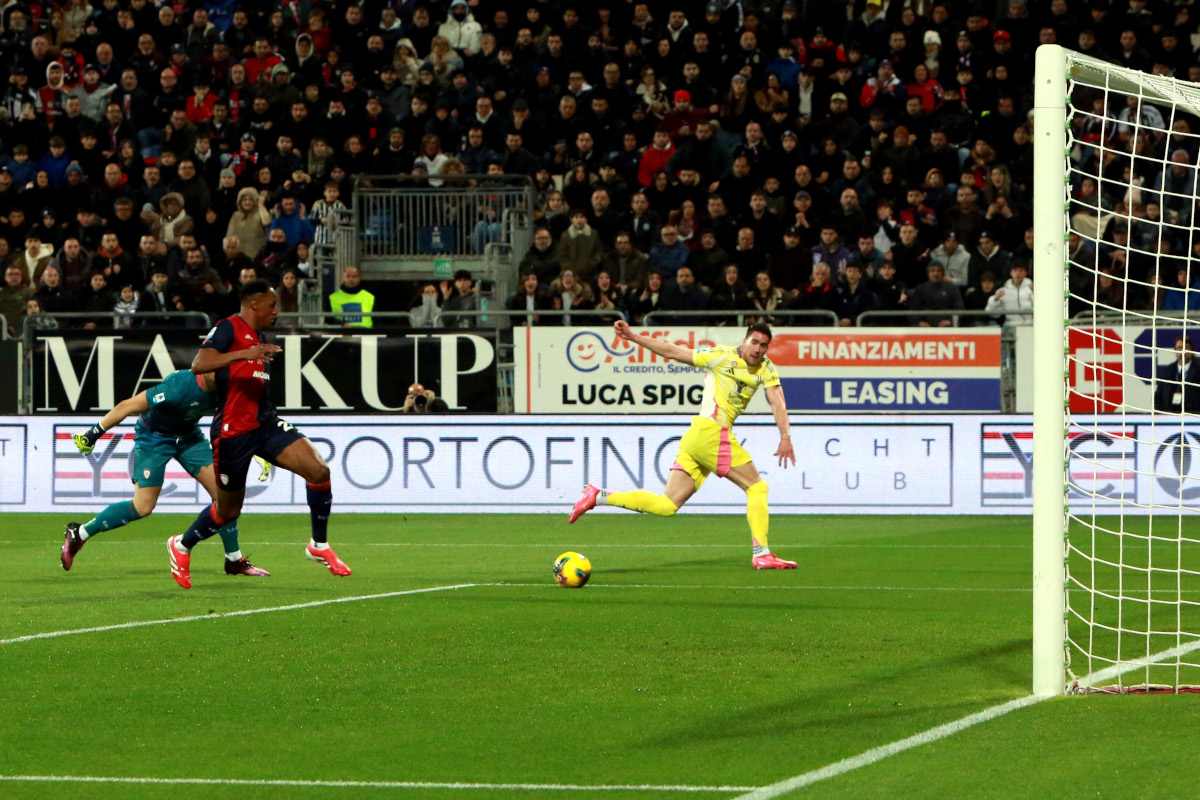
[[692, 345, 780, 427]]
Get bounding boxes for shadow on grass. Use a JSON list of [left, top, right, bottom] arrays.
[[640, 638, 1031, 748], [444, 586, 917, 616]]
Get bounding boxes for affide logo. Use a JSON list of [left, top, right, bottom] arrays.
[[1068, 328, 1124, 412]]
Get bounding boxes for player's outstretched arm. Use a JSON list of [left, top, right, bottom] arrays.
[[75, 392, 151, 454], [191, 343, 282, 375], [100, 392, 150, 431], [766, 386, 796, 468], [613, 320, 696, 366]]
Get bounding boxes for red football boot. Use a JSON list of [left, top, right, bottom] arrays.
[[569, 484, 601, 524], [752, 552, 798, 570], [305, 544, 351, 576], [168, 535, 192, 589]]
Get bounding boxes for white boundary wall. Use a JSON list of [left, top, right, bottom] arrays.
[[1, 413, 1195, 515]]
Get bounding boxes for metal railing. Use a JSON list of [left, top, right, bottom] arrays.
[[642, 309, 840, 326], [21, 311, 213, 338], [433, 307, 627, 329], [353, 174, 535, 263], [0, 312, 7, 340], [273, 311, 414, 330], [484, 241, 516, 309], [1068, 309, 1200, 324], [305, 206, 355, 321], [855, 309, 1034, 326]]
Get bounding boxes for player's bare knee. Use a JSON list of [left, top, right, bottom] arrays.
[[311, 463, 331, 485], [132, 497, 155, 517]]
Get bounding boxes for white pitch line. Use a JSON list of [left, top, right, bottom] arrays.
[[728, 696, 1042, 799], [732, 637, 1200, 799], [1078, 637, 1200, 687], [0, 583, 477, 647], [0, 775, 755, 794]]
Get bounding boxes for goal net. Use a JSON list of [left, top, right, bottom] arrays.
[[1035, 45, 1200, 694]]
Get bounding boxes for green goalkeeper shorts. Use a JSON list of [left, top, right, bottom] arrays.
[[129, 427, 212, 489]]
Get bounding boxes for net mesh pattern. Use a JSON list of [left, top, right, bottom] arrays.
[[1063, 52, 1200, 693]]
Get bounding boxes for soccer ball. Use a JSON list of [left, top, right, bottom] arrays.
[[553, 551, 592, 588]]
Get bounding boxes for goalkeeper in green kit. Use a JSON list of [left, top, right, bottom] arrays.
[[61, 370, 270, 577]]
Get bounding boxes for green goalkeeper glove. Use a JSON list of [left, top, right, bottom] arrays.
[[254, 456, 273, 482]]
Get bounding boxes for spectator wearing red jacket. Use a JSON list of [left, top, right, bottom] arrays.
[[185, 78, 218, 125], [243, 38, 282, 85], [638, 130, 676, 189]]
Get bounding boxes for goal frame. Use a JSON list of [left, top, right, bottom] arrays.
[[1030, 44, 1200, 695]]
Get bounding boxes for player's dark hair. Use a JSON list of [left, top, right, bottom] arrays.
[[240, 279, 274, 300], [746, 322, 772, 342]]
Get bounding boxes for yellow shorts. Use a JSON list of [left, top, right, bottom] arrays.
[[671, 417, 752, 488]]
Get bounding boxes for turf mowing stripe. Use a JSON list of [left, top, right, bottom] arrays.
[[491, 582, 1033, 593], [0, 775, 756, 794], [731, 636, 1200, 799], [0, 541, 1029, 549], [0, 583, 478, 647]]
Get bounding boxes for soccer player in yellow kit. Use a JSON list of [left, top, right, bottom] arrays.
[[569, 320, 798, 569]]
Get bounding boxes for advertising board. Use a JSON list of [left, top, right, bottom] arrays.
[[514, 327, 1002, 413], [30, 330, 497, 413], [5, 413, 1192, 515], [1015, 323, 1200, 414]]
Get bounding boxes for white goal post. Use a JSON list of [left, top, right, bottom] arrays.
[[1034, 44, 1200, 695], [1032, 44, 1068, 698]]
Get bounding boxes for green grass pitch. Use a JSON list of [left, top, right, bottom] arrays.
[[2, 512, 1199, 799]]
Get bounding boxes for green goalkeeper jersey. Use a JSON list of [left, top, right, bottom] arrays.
[[136, 370, 216, 438]]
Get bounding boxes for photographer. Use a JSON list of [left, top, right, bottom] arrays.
[[402, 383, 449, 413]]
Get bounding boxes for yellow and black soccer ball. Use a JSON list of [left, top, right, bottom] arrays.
[[553, 551, 592, 588]]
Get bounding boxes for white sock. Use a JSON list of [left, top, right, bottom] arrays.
[[310, 540, 329, 550], [225, 550, 243, 561], [77, 524, 90, 540], [173, 537, 191, 554], [596, 489, 608, 505]]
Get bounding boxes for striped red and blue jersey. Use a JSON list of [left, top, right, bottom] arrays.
[[200, 314, 274, 439]]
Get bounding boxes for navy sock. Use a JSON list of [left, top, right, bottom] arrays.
[[306, 481, 332, 544], [180, 504, 229, 550]]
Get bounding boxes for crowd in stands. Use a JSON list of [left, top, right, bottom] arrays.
[[0, 0, 1190, 337]]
